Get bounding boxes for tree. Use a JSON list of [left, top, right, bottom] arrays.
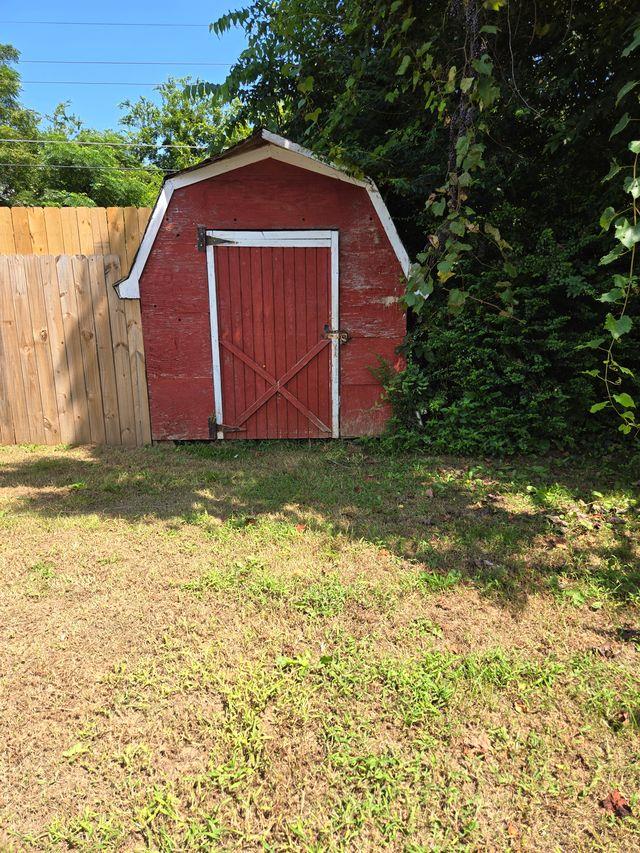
[[201, 0, 640, 451], [0, 43, 40, 203], [119, 77, 248, 172]]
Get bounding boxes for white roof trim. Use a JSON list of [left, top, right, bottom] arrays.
[[116, 129, 410, 298]]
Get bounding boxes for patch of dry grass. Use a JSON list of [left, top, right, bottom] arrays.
[[0, 441, 638, 850]]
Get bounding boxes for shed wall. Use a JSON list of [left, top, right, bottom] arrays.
[[139, 157, 406, 439]]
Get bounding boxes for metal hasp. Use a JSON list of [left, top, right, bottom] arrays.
[[197, 225, 207, 252], [323, 323, 349, 345]]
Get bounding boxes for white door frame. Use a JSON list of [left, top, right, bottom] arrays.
[[205, 229, 340, 439]]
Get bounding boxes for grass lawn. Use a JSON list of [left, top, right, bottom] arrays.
[[0, 441, 639, 851]]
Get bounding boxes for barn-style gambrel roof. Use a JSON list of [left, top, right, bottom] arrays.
[[116, 129, 410, 298]]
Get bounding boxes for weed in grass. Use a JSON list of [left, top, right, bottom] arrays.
[[418, 569, 462, 593], [24, 810, 124, 850]]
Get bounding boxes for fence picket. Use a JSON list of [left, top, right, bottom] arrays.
[[1, 207, 153, 446]]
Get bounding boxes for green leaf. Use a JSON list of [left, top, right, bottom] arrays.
[[297, 75, 314, 94], [397, 55, 411, 76], [622, 27, 640, 57], [598, 288, 624, 303], [449, 219, 466, 236], [590, 401, 609, 413], [576, 337, 606, 350], [390, 0, 403, 10], [472, 54, 493, 75], [613, 392, 636, 408], [610, 113, 630, 138], [624, 176, 640, 199], [604, 313, 633, 339], [460, 77, 474, 93], [630, 141, 640, 154], [616, 222, 640, 249], [600, 244, 626, 265], [480, 25, 498, 34], [447, 289, 468, 312], [599, 207, 616, 230], [602, 160, 621, 182], [616, 80, 639, 104], [401, 15, 416, 32], [431, 198, 446, 216]]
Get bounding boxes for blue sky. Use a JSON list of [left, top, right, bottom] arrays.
[[3, 1, 248, 130]]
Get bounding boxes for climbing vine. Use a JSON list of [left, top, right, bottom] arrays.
[[588, 22, 640, 435]]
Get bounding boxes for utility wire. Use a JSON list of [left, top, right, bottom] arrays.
[[21, 59, 232, 66], [0, 20, 209, 28], [23, 80, 177, 86], [0, 162, 173, 173], [0, 138, 207, 149]]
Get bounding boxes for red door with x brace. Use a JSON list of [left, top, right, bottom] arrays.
[[212, 243, 333, 439]]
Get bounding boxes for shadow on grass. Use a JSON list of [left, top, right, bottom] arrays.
[[0, 440, 638, 612]]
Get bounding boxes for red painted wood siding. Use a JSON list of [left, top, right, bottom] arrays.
[[216, 245, 332, 439], [140, 157, 405, 440]]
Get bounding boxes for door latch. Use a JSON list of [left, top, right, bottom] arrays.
[[323, 324, 349, 344]]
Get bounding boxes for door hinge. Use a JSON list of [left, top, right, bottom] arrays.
[[323, 324, 349, 344], [198, 226, 234, 251]]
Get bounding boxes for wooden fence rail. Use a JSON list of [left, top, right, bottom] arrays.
[[0, 206, 154, 446], [0, 254, 151, 446]]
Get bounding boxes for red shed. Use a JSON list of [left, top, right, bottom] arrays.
[[116, 130, 409, 440]]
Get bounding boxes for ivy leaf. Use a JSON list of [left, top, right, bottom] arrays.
[[616, 222, 640, 249], [590, 402, 610, 413], [630, 141, 640, 154], [616, 80, 639, 104], [431, 198, 446, 216], [600, 244, 626, 265], [610, 113, 630, 138], [447, 289, 467, 313], [603, 160, 621, 182], [460, 77, 474, 93], [604, 313, 633, 339], [576, 337, 606, 350], [614, 393, 636, 408], [599, 207, 616, 230], [622, 26, 640, 57], [599, 288, 624, 302], [624, 176, 640, 199], [297, 75, 315, 93], [472, 54, 493, 75], [397, 55, 411, 75]]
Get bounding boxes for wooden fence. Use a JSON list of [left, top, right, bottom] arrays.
[[0, 207, 153, 446]]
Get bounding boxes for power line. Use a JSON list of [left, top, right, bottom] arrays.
[[0, 138, 207, 149], [21, 59, 232, 66], [23, 80, 174, 86], [0, 162, 171, 173], [0, 20, 209, 28]]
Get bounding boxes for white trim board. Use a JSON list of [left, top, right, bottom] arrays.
[[115, 130, 409, 298], [205, 229, 340, 439]]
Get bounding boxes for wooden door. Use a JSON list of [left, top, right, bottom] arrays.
[[211, 242, 334, 439]]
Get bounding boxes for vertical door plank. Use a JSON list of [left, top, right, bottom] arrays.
[[105, 257, 136, 445], [8, 256, 46, 443], [11, 208, 32, 253], [87, 255, 122, 445], [0, 208, 16, 253], [41, 256, 76, 444], [43, 208, 65, 254], [0, 257, 17, 444], [56, 255, 91, 443], [71, 255, 106, 444], [26, 256, 61, 444], [27, 208, 49, 254]]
